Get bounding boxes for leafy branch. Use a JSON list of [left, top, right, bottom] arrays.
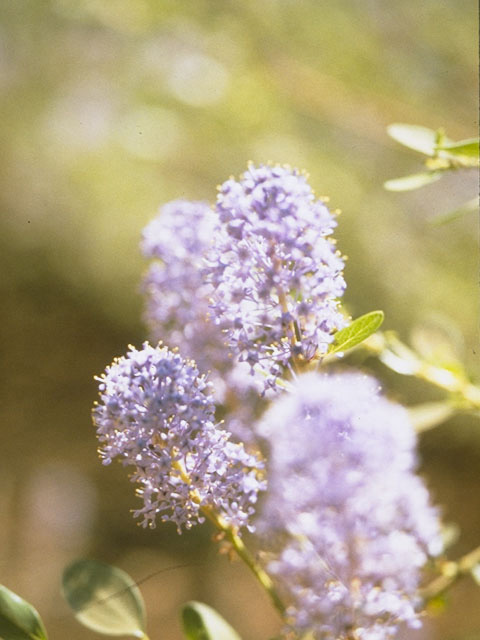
[[384, 123, 479, 192], [362, 331, 480, 415]]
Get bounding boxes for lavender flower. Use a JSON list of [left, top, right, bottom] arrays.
[[140, 199, 266, 443], [205, 164, 346, 390], [140, 200, 228, 375], [257, 372, 442, 639], [92, 343, 265, 533]]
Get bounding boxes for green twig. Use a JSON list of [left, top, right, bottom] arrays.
[[363, 332, 480, 412], [172, 461, 286, 618], [420, 544, 480, 601], [201, 505, 286, 616]]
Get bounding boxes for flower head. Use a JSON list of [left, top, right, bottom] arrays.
[[257, 372, 442, 639], [93, 343, 265, 533], [205, 164, 346, 390], [140, 199, 266, 442], [141, 200, 229, 375]]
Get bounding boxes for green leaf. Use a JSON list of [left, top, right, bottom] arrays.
[[181, 602, 242, 640], [440, 522, 460, 551], [0, 584, 48, 640], [408, 402, 455, 433], [384, 171, 442, 191], [471, 563, 480, 586], [409, 316, 466, 372], [62, 559, 147, 638], [328, 311, 384, 355], [387, 123, 439, 155], [437, 138, 479, 159], [430, 197, 478, 226], [378, 335, 420, 375]]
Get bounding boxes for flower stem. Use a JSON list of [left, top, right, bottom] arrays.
[[420, 544, 480, 601], [171, 460, 286, 618], [201, 505, 286, 616]]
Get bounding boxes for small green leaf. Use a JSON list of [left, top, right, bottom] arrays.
[[181, 602, 242, 640], [0, 584, 48, 640], [62, 559, 146, 638], [387, 123, 440, 155], [440, 522, 460, 551], [471, 563, 480, 586], [410, 316, 466, 372], [437, 138, 479, 159], [408, 402, 455, 433], [426, 593, 447, 613], [378, 337, 420, 375], [384, 171, 442, 191], [430, 197, 478, 226], [328, 311, 384, 355]]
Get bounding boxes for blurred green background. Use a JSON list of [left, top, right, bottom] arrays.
[[1, 1, 478, 638]]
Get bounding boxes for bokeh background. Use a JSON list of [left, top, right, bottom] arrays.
[[1, 1, 478, 638]]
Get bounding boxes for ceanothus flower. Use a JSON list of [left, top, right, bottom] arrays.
[[140, 199, 266, 444], [256, 372, 442, 640], [93, 343, 265, 533], [205, 164, 346, 390], [140, 200, 228, 375]]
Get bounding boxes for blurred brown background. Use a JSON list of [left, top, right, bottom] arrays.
[[0, 1, 478, 639]]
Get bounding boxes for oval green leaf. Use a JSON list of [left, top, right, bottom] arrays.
[[328, 311, 384, 356], [387, 123, 439, 155], [437, 138, 479, 159], [62, 559, 146, 638], [181, 602, 242, 640], [384, 171, 442, 191], [0, 584, 48, 640]]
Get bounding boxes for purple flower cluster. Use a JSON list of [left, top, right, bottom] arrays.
[[91, 163, 447, 640], [93, 343, 265, 533], [140, 200, 229, 375], [140, 199, 266, 442], [257, 372, 441, 639], [205, 164, 346, 389]]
